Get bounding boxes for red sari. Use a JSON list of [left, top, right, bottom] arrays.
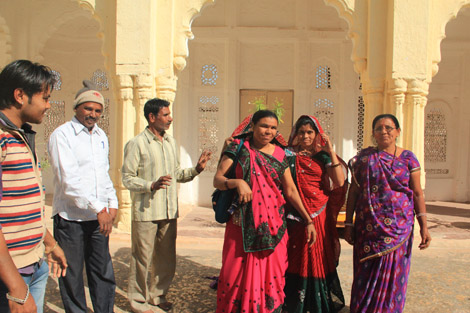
[[284, 115, 346, 313], [216, 139, 289, 313], [284, 152, 346, 313]]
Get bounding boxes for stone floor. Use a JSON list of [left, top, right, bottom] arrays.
[[43, 201, 470, 313]]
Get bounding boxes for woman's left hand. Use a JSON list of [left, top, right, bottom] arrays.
[[419, 227, 432, 250], [306, 224, 316, 247], [319, 133, 334, 154]]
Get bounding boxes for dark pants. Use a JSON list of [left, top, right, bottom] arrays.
[[54, 215, 115, 313]]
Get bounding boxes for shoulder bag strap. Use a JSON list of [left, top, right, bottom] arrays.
[[227, 138, 245, 178]]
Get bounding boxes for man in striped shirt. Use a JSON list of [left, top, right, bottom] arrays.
[[0, 60, 67, 313]]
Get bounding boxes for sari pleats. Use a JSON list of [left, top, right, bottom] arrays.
[[217, 220, 287, 313]]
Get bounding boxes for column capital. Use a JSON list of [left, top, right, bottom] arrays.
[[155, 75, 178, 103]]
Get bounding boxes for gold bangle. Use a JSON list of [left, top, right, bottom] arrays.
[[45, 241, 58, 255]]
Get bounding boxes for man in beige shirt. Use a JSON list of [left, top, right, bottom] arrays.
[[122, 98, 211, 313]]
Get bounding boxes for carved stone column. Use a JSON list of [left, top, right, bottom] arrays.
[[155, 74, 178, 103], [135, 74, 155, 132], [114, 74, 134, 232], [361, 78, 385, 147], [404, 79, 429, 188], [387, 78, 407, 147]]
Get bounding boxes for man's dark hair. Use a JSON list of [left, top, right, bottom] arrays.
[[144, 98, 170, 122], [0, 60, 55, 109]]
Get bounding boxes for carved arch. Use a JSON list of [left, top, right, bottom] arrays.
[[33, 0, 106, 65], [323, 0, 367, 76], [173, 0, 216, 73], [323, 0, 354, 26], [0, 15, 12, 66], [431, 0, 470, 78]]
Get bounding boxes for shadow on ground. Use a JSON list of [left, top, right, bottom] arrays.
[[427, 205, 470, 218], [45, 247, 219, 313]]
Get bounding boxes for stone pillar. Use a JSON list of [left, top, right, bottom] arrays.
[[156, 74, 178, 103], [404, 79, 429, 187], [387, 78, 407, 147], [361, 78, 385, 147], [114, 74, 135, 232], [135, 74, 155, 132]]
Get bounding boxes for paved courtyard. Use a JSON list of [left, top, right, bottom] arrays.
[[43, 201, 470, 313]]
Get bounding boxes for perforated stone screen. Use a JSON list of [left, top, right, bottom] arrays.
[[201, 64, 218, 86], [44, 100, 65, 159], [92, 69, 109, 91], [313, 98, 334, 141], [51, 70, 62, 91], [424, 109, 447, 163], [198, 96, 220, 172], [315, 65, 331, 89], [357, 96, 365, 152]]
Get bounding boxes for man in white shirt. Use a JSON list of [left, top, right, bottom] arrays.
[[48, 80, 118, 313]]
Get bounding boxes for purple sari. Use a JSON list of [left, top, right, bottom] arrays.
[[349, 147, 420, 313]]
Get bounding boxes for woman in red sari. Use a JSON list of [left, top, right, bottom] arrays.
[[284, 115, 347, 313], [214, 110, 315, 313]]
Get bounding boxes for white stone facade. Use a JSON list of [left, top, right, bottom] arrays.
[[0, 0, 469, 230]]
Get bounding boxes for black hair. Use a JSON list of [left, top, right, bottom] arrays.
[[0, 60, 55, 109], [251, 110, 278, 125], [294, 116, 319, 135], [144, 98, 170, 122], [372, 114, 400, 131]]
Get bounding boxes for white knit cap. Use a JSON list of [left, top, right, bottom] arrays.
[[73, 80, 104, 109]]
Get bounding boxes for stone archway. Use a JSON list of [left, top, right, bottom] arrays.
[[175, 0, 358, 206], [426, 4, 470, 202], [33, 4, 113, 196]]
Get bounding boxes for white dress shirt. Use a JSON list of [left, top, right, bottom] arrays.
[[48, 117, 118, 221]]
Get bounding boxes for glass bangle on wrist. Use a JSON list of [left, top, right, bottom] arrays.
[[344, 222, 354, 227], [6, 285, 29, 304]]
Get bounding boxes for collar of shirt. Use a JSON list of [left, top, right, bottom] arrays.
[[0, 111, 37, 159], [143, 127, 169, 143], [71, 116, 102, 136]]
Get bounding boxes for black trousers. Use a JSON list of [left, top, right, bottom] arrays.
[[54, 215, 116, 313]]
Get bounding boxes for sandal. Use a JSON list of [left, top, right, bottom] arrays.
[[157, 302, 173, 312]]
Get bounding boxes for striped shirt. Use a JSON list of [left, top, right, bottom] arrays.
[[0, 117, 45, 269]]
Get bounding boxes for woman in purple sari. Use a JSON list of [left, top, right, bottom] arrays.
[[344, 114, 431, 313]]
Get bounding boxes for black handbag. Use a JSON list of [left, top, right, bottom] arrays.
[[212, 139, 244, 223]]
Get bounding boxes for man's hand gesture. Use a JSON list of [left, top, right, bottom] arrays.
[[196, 150, 212, 173]]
